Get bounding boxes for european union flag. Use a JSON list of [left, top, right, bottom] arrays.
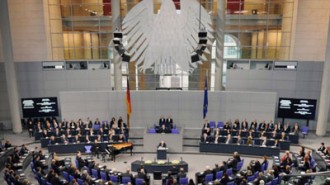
[[203, 77, 208, 119]]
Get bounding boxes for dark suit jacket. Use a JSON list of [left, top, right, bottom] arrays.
[[50, 176, 63, 185], [158, 142, 167, 148]]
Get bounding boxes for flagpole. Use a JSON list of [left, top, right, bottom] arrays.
[[126, 64, 130, 129]]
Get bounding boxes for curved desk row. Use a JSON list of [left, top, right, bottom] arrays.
[[215, 130, 299, 144], [202, 137, 290, 151], [0, 148, 14, 171], [40, 134, 125, 148], [48, 142, 133, 162], [131, 160, 188, 173], [199, 143, 280, 156], [35, 127, 128, 140]]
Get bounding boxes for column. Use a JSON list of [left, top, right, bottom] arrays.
[[112, 0, 122, 90], [278, 0, 294, 60], [316, 18, 330, 136], [0, 0, 22, 133], [214, 0, 225, 91]]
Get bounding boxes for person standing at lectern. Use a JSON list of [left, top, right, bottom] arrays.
[[158, 141, 167, 148]]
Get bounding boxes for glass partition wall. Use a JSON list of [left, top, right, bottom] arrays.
[[48, 0, 294, 90]]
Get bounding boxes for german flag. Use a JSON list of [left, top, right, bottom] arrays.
[[126, 77, 132, 117]]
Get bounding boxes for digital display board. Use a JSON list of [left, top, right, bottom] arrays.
[[277, 98, 317, 120], [21, 97, 59, 118]]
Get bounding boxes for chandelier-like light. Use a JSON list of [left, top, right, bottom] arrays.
[[121, 0, 213, 74]]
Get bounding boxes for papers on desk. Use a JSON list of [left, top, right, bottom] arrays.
[[158, 147, 168, 150]]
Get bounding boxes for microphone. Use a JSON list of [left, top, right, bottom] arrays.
[[180, 157, 183, 162]]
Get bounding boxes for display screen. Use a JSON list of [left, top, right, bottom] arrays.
[[277, 98, 317, 120], [21, 97, 59, 118]]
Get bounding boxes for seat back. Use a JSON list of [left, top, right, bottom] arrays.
[[227, 182, 235, 185], [226, 168, 233, 176], [254, 171, 259, 179], [122, 176, 131, 184], [46, 182, 52, 185], [69, 175, 74, 182], [93, 125, 100, 130], [83, 166, 90, 174], [205, 174, 214, 183], [135, 178, 144, 185], [210, 121, 216, 129], [271, 177, 278, 185], [301, 126, 309, 134], [110, 175, 118, 183], [75, 159, 79, 169], [217, 122, 224, 128], [171, 128, 179, 134], [247, 175, 255, 182], [100, 171, 107, 181], [77, 178, 84, 185], [148, 128, 156, 133], [179, 177, 188, 185], [91, 169, 99, 179], [216, 171, 223, 180], [34, 174, 42, 185], [62, 171, 69, 181]]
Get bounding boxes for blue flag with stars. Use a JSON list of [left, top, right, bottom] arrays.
[[203, 76, 208, 119]]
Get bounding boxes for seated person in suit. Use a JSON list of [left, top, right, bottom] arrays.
[[255, 172, 267, 185], [50, 172, 64, 185], [220, 172, 230, 184], [250, 119, 258, 131], [267, 120, 275, 132], [158, 141, 167, 148], [92, 140, 100, 159], [177, 167, 186, 181], [94, 118, 101, 125], [241, 119, 249, 131], [232, 119, 240, 130], [318, 142, 326, 154], [284, 122, 291, 133], [19, 144, 29, 156], [158, 124, 170, 133], [114, 134, 126, 142], [122, 169, 134, 182], [49, 136, 56, 145], [60, 134, 68, 144], [258, 121, 267, 132], [86, 117, 93, 128], [223, 121, 232, 130], [53, 128, 61, 137], [136, 168, 148, 182], [76, 151, 86, 170], [291, 122, 300, 134]]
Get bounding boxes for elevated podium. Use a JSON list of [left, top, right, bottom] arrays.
[[157, 147, 167, 160]]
